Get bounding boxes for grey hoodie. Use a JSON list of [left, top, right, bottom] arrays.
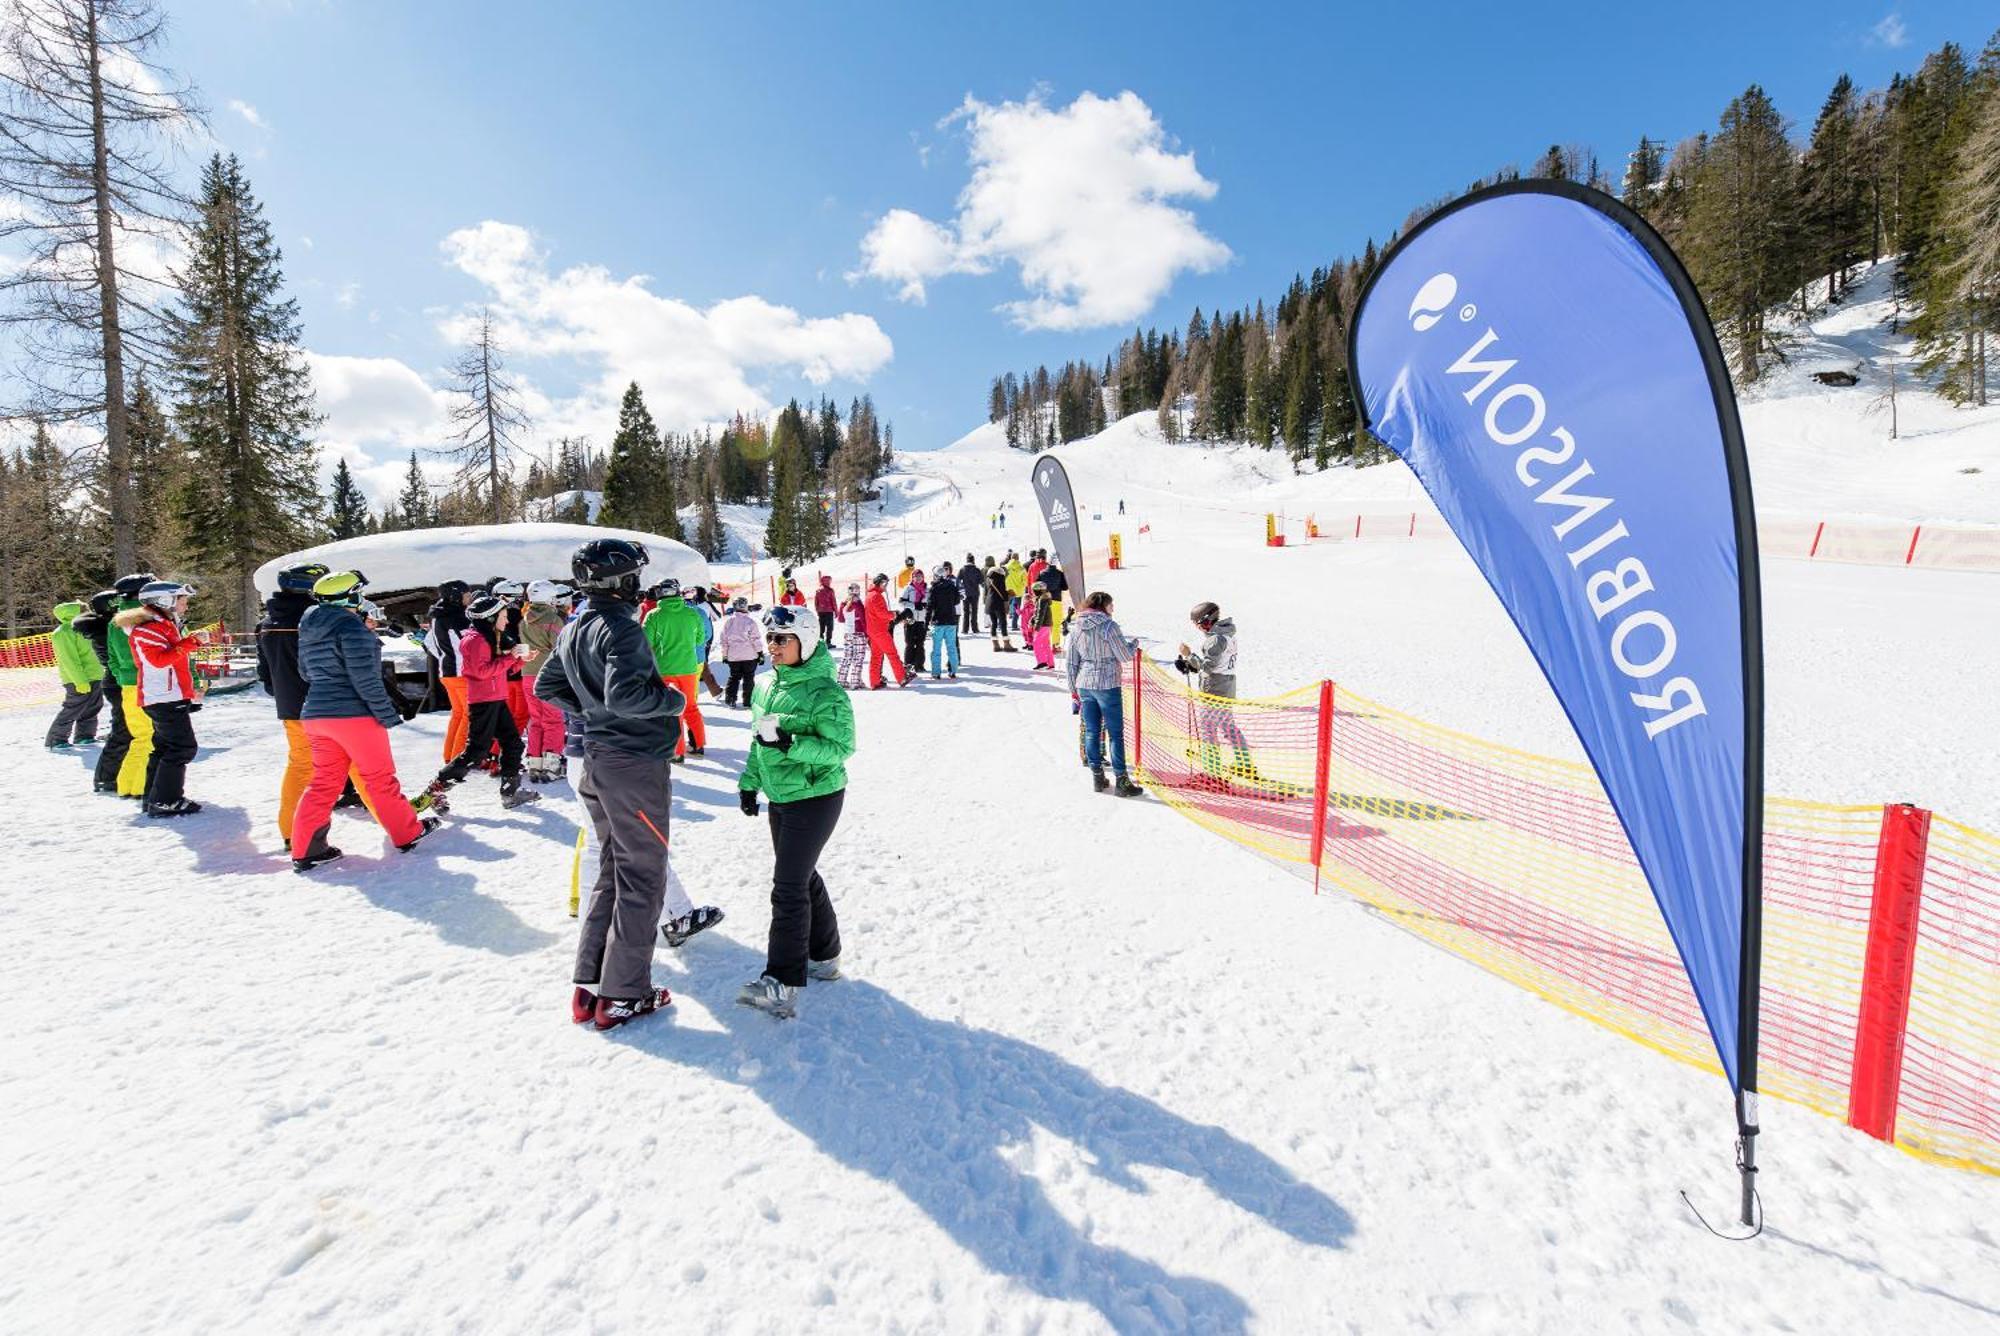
[[1185, 617, 1238, 698]]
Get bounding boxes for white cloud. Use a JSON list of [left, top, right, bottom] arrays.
[[438, 220, 894, 440], [853, 90, 1229, 331], [306, 351, 452, 502], [228, 99, 266, 130], [334, 280, 360, 309], [1871, 13, 1908, 47]]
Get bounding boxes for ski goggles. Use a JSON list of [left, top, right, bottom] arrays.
[[762, 606, 806, 637]]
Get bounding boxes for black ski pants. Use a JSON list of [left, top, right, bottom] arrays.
[[142, 702, 198, 805], [94, 680, 131, 790], [817, 610, 835, 646], [448, 700, 522, 780], [725, 658, 758, 707], [47, 682, 103, 745], [901, 619, 925, 673], [574, 743, 673, 998], [764, 788, 844, 988], [961, 590, 979, 635]]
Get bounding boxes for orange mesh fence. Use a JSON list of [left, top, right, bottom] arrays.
[[1126, 653, 2000, 1176], [0, 631, 59, 712]]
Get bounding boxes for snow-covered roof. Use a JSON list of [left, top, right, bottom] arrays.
[[253, 522, 710, 597]]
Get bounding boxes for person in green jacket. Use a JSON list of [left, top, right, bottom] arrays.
[[736, 605, 856, 1019], [46, 599, 105, 748], [641, 577, 709, 761]]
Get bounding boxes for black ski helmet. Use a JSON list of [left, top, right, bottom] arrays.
[[570, 537, 649, 598], [467, 593, 508, 621], [88, 588, 119, 618], [113, 572, 156, 599], [278, 561, 331, 594]]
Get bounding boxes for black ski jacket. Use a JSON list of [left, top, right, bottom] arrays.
[[534, 596, 684, 760], [256, 590, 316, 720], [1039, 565, 1068, 599], [427, 596, 471, 677], [927, 580, 961, 625]]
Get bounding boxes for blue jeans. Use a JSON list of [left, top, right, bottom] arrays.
[[1079, 688, 1126, 777], [928, 623, 959, 675]]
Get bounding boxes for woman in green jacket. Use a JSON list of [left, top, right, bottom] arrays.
[[736, 605, 856, 1019]]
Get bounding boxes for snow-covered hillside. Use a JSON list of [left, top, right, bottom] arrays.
[[6, 265, 1998, 1334]]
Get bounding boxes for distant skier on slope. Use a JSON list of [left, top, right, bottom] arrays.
[[737, 605, 855, 1019]]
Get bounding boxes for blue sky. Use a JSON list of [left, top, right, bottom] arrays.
[[152, 0, 1996, 501]]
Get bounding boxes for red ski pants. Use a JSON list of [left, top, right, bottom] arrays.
[[291, 716, 424, 859], [867, 628, 907, 687]]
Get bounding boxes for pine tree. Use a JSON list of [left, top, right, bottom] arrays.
[[601, 381, 681, 538], [393, 451, 433, 530], [127, 372, 180, 571], [1685, 87, 1799, 382], [1622, 135, 1664, 210], [1924, 33, 2000, 405], [1532, 143, 1570, 180], [764, 402, 806, 562], [1801, 75, 1870, 303], [327, 457, 369, 539], [168, 154, 322, 626]]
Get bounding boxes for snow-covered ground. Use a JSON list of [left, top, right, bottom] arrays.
[[5, 272, 1999, 1333]]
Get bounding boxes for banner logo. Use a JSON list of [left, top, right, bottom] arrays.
[[1408, 272, 1458, 332]]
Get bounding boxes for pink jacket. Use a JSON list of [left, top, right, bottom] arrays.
[[717, 610, 763, 661], [457, 627, 511, 704]]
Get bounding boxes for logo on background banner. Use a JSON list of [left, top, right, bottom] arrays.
[[1048, 499, 1072, 526], [1409, 272, 1458, 332]]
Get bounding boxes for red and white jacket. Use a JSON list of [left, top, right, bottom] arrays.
[[117, 608, 199, 706]]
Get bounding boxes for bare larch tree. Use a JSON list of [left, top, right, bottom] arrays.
[[0, 0, 199, 574]]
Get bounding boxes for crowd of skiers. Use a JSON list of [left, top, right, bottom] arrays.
[[40, 538, 1242, 1029]]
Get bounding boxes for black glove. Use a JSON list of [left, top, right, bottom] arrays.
[[767, 727, 794, 752], [739, 789, 760, 817], [1173, 655, 1191, 675]]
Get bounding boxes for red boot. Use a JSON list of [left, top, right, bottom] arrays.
[[593, 988, 672, 1030]]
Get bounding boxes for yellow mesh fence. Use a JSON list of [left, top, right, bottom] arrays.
[[1125, 657, 2000, 1177]]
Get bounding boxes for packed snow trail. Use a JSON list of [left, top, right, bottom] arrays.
[[5, 640, 2000, 1332]]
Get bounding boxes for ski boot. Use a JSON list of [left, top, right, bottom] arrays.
[[807, 955, 843, 982], [737, 974, 798, 1019], [144, 797, 203, 818], [500, 777, 541, 809], [1114, 776, 1145, 798], [571, 985, 599, 1024], [593, 988, 672, 1031], [292, 825, 344, 873], [397, 816, 442, 852], [661, 905, 726, 948], [1091, 766, 1110, 794], [412, 781, 452, 816]]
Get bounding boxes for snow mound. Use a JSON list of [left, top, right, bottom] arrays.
[[253, 521, 709, 597]]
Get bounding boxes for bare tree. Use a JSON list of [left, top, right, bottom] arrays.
[[437, 309, 529, 525], [0, 0, 199, 574]]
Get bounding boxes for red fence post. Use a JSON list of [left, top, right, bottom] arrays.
[[1808, 520, 1825, 558], [1905, 525, 1923, 565], [1847, 802, 1932, 1143], [1408, 512, 1416, 537], [1130, 649, 1144, 778], [1354, 514, 1362, 539], [1309, 681, 1334, 895]]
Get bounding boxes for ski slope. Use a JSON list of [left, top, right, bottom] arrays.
[[5, 269, 2000, 1333]]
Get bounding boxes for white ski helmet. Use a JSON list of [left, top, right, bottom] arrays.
[[526, 579, 570, 605], [760, 603, 820, 659], [137, 579, 197, 611]]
